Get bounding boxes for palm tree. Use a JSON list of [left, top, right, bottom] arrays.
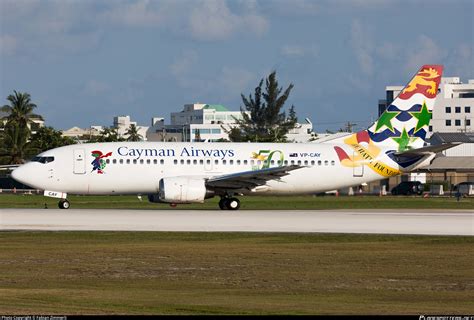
[[125, 124, 143, 141], [0, 123, 32, 164], [1, 91, 42, 129], [0, 91, 42, 164]]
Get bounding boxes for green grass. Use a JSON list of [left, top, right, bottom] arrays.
[[0, 232, 473, 314], [0, 193, 473, 209]]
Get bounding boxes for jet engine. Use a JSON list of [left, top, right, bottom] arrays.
[[148, 177, 214, 204]]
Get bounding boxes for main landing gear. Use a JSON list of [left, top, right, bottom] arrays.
[[58, 199, 70, 209], [218, 197, 240, 210]]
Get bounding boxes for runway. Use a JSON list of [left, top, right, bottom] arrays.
[[1, 209, 473, 235]]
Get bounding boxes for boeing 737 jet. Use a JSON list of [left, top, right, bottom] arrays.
[[12, 65, 455, 210]]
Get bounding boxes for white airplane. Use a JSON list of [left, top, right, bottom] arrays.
[[11, 65, 455, 210]]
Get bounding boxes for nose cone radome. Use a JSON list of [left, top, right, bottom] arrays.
[[11, 165, 31, 186]]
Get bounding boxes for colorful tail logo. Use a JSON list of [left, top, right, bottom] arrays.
[[334, 65, 443, 177], [368, 65, 443, 151]]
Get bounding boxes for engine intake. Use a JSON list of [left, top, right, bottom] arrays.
[[150, 177, 214, 204]]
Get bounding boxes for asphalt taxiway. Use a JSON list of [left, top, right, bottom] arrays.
[[0, 209, 473, 235]]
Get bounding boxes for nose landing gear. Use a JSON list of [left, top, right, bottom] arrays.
[[58, 199, 70, 209], [218, 197, 240, 210]]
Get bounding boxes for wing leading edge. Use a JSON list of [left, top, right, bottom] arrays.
[[206, 165, 302, 190]]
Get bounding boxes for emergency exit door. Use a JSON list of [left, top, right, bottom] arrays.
[[73, 149, 86, 174]]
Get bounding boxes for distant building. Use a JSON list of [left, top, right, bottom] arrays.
[[113, 115, 148, 141], [0, 111, 44, 134], [61, 126, 102, 140], [147, 103, 316, 142], [378, 77, 474, 137]]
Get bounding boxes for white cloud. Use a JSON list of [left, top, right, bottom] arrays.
[[101, 0, 163, 27], [83, 80, 111, 96], [170, 50, 199, 85], [188, 0, 269, 41], [280, 44, 319, 58], [350, 20, 375, 76], [403, 35, 447, 73], [0, 34, 18, 55]]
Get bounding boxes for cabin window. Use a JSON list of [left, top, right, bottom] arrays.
[[193, 159, 197, 165], [297, 160, 302, 165], [199, 159, 204, 165], [331, 160, 335, 166], [230, 160, 234, 165], [113, 159, 117, 164], [244, 160, 248, 165], [311, 160, 315, 166], [237, 160, 241, 165], [106, 159, 110, 164], [126, 159, 131, 164], [153, 159, 157, 164], [290, 160, 295, 165], [146, 159, 150, 164], [160, 159, 164, 164], [181, 159, 185, 164], [250, 160, 255, 165], [207, 159, 211, 164], [304, 160, 308, 165], [215, 159, 219, 165], [140, 159, 144, 164], [187, 159, 191, 165], [318, 160, 322, 166], [284, 160, 288, 165], [271, 160, 275, 165], [173, 159, 177, 165], [133, 159, 137, 164], [324, 160, 328, 166], [223, 160, 227, 165], [119, 159, 123, 164]]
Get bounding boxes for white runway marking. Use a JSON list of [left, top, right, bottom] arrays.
[[0, 209, 473, 235]]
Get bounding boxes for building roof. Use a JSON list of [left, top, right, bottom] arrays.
[[202, 104, 229, 112], [429, 132, 474, 144]]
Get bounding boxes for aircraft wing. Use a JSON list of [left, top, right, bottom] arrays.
[[206, 165, 302, 190], [0, 164, 20, 171], [394, 143, 461, 157]]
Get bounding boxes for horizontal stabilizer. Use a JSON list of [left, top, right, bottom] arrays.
[[394, 143, 461, 157]]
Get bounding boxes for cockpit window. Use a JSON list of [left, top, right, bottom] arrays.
[[31, 156, 55, 164]]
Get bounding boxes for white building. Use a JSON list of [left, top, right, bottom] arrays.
[[113, 115, 148, 141], [146, 103, 316, 142], [147, 103, 247, 142], [378, 77, 474, 137]]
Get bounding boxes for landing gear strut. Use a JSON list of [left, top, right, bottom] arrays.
[[218, 197, 240, 210], [58, 199, 70, 209]]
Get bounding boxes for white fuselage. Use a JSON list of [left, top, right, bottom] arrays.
[[12, 142, 394, 196]]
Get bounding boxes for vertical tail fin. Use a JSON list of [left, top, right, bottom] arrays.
[[366, 65, 443, 151]]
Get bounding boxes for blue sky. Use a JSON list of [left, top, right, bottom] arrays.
[[1, 0, 473, 132]]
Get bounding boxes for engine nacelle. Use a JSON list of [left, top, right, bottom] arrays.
[[154, 177, 213, 204]]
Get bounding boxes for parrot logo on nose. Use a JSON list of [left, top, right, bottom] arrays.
[[91, 150, 112, 174]]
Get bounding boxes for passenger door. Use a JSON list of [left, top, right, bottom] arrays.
[[73, 149, 86, 174]]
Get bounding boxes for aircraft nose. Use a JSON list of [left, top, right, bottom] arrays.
[[11, 166, 29, 185]]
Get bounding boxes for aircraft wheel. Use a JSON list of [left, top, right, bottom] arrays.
[[58, 199, 70, 209], [226, 197, 240, 210], [218, 198, 228, 210]]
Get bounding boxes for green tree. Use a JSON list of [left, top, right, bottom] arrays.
[[89, 128, 125, 143], [0, 91, 43, 164], [125, 124, 143, 142], [1, 91, 42, 128], [29, 126, 75, 153], [227, 71, 297, 142], [194, 128, 201, 142], [0, 123, 32, 164]]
